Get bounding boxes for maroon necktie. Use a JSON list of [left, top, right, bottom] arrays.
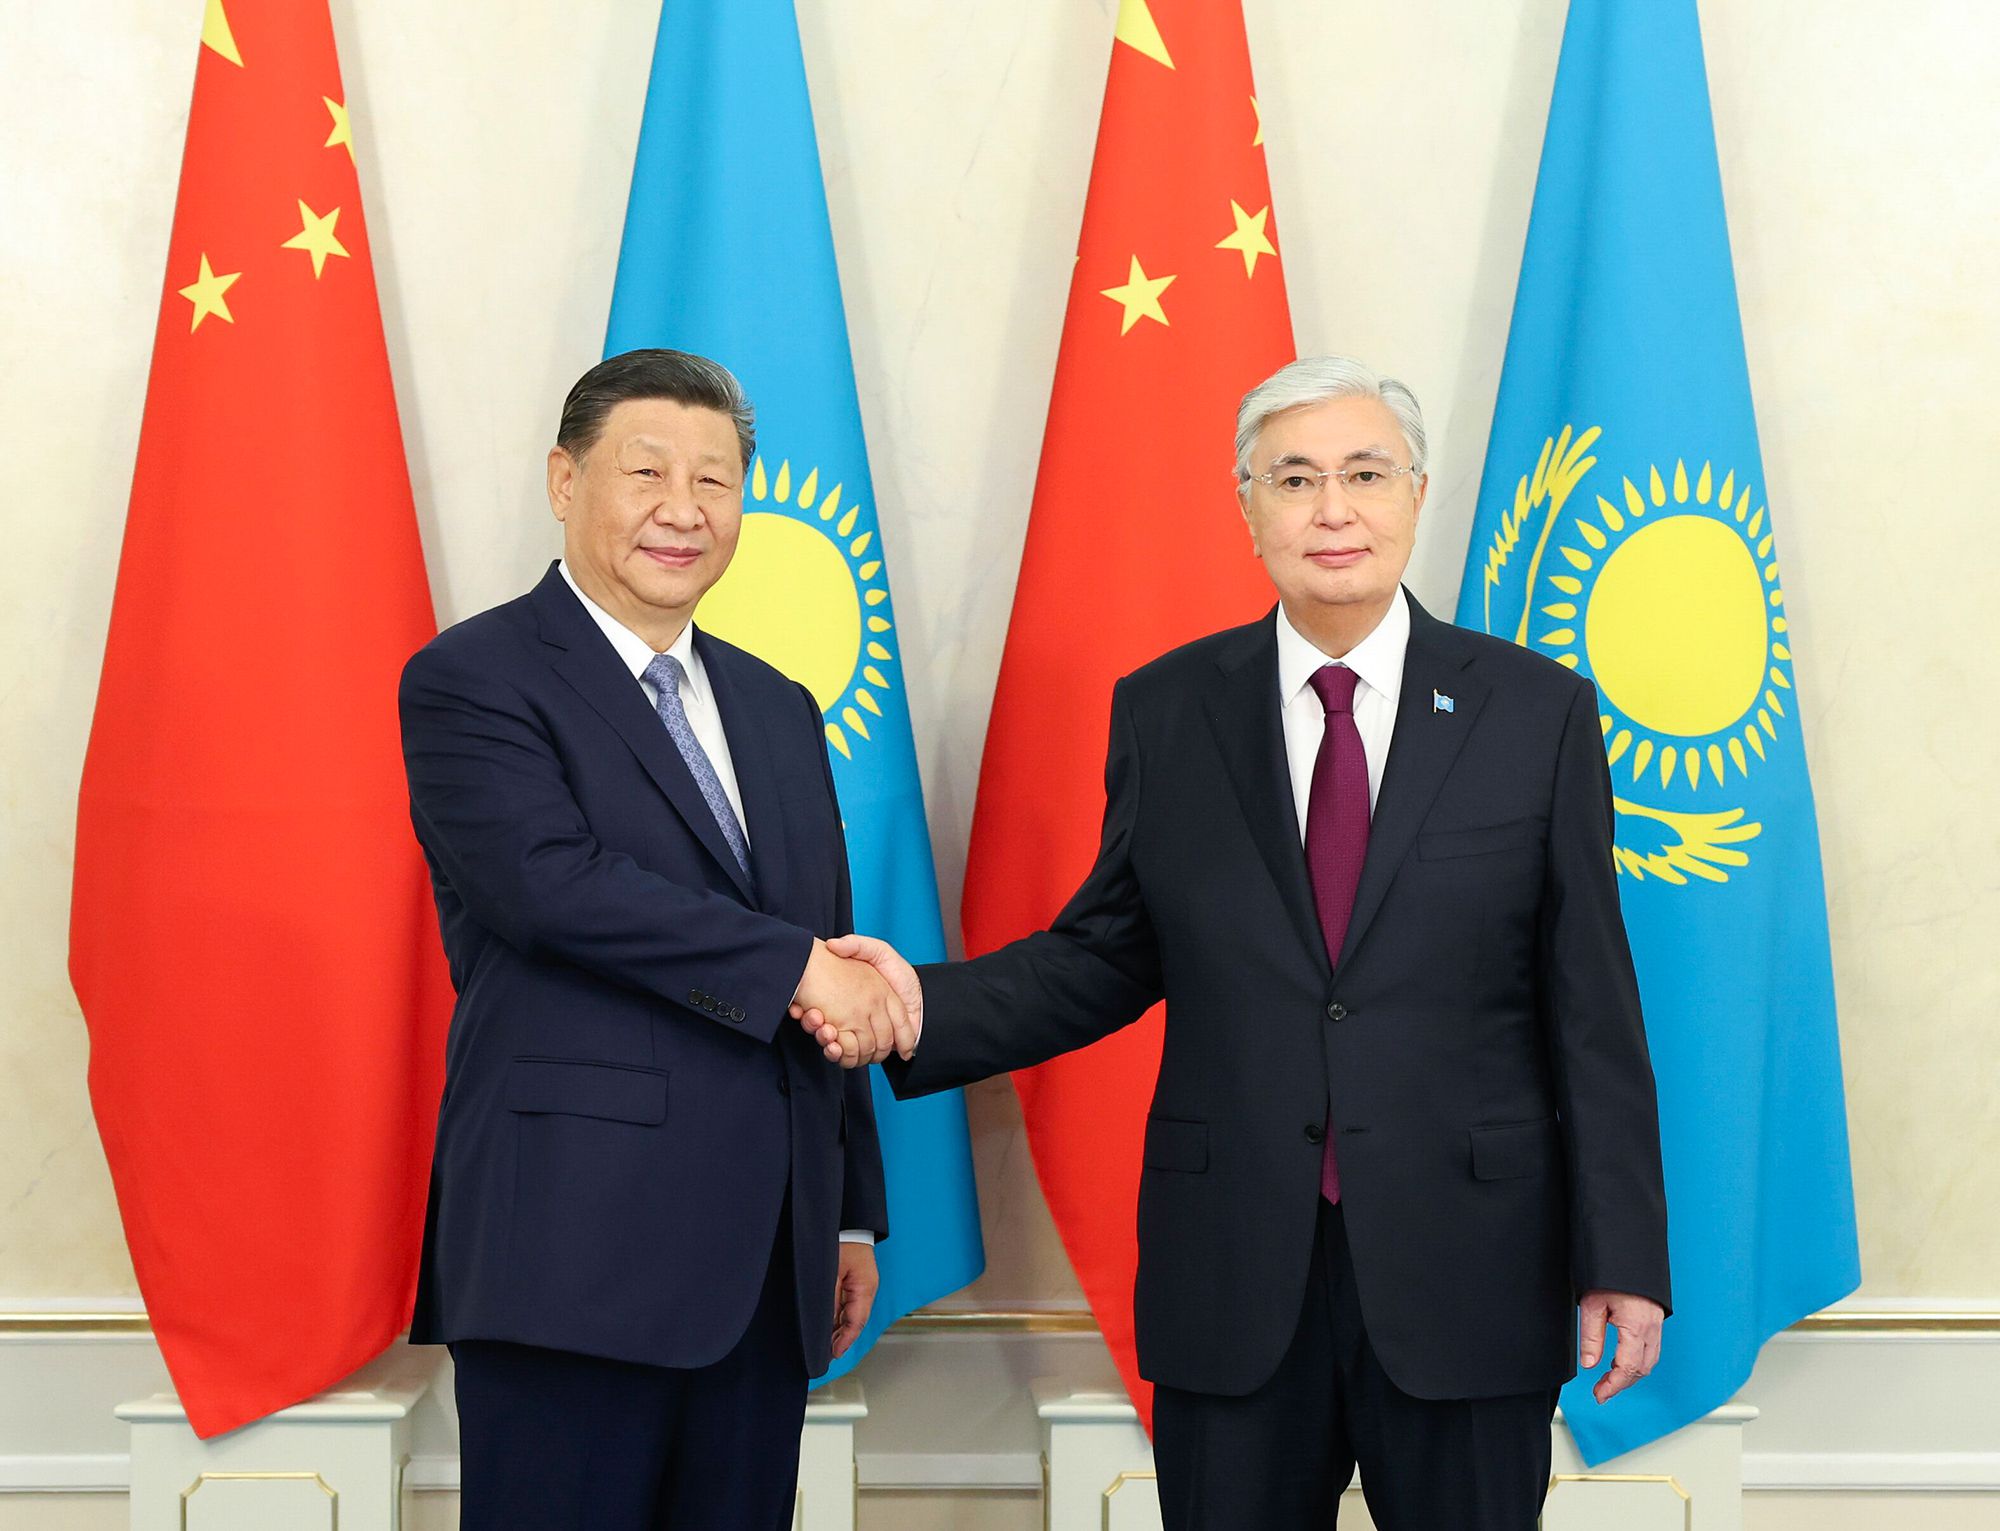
[[1305, 665, 1369, 1203]]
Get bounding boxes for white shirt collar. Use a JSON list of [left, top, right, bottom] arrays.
[[557, 559, 706, 701], [1275, 586, 1411, 708]]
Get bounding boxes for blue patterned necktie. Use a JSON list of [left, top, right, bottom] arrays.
[[642, 652, 751, 878]]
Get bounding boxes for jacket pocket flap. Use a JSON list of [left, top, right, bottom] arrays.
[[506, 1058, 667, 1125], [1143, 1115, 1209, 1173], [1469, 1118, 1558, 1180], [1418, 817, 1543, 861]]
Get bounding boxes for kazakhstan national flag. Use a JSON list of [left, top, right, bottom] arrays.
[[606, 0, 985, 1378], [1458, 0, 1859, 1464]]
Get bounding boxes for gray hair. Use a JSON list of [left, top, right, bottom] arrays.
[[1233, 356, 1428, 490], [558, 348, 757, 467]]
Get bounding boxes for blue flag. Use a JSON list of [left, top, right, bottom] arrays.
[[606, 0, 985, 1379], [1457, 0, 1859, 1464]]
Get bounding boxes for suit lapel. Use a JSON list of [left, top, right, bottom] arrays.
[[697, 629, 792, 918], [1334, 594, 1488, 971], [528, 567, 757, 903], [1202, 617, 1330, 978]]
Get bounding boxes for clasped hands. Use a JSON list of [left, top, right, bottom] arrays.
[[791, 934, 921, 1067]]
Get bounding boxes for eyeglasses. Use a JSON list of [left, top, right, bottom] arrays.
[[1244, 460, 1421, 504]]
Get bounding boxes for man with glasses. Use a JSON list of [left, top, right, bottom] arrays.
[[399, 349, 910, 1530], [807, 356, 1671, 1529]]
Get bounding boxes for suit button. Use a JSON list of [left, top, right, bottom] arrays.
[[725, 1007, 742, 1024], [777, 1075, 791, 1096], [730, 1006, 746, 1022], [1304, 1124, 1325, 1145], [1325, 1002, 1347, 1023], [688, 989, 704, 1006]]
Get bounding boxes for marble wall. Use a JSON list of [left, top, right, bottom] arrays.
[[1, 0, 1994, 1304]]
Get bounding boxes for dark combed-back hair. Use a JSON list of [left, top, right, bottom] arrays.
[[556, 348, 756, 466]]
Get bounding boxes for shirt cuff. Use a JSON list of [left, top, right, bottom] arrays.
[[838, 1229, 875, 1247]]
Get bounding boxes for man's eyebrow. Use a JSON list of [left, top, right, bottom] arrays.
[[1267, 451, 1324, 470], [617, 436, 735, 467], [1339, 445, 1400, 466]]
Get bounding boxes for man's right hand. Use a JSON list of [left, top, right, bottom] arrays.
[[792, 938, 910, 1067], [792, 934, 923, 1067]]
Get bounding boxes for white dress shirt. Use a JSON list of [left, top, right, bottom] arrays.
[[1275, 588, 1411, 840], [559, 561, 748, 845], [557, 563, 873, 1248]]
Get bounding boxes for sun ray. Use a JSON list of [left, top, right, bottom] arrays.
[[1757, 533, 1774, 558], [1766, 690, 1786, 718], [1720, 470, 1736, 510], [1660, 745, 1678, 788], [1632, 739, 1655, 781], [850, 531, 872, 556], [842, 706, 870, 741], [1749, 506, 1765, 537], [1542, 603, 1578, 619], [859, 560, 882, 580], [1729, 738, 1748, 775], [1561, 546, 1592, 571], [1600, 714, 1614, 736], [1747, 725, 1767, 758], [863, 666, 889, 688], [1551, 575, 1584, 595], [1673, 461, 1690, 502], [1773, 643, 1792, 661], [855, 689, 882, 717], [1539, 629, 1577, 646], [751, 458, 768, 499], [1578, 521, 1607, 550], [774, 460, 792, 501], [1597, 494, 1625, 533], [867, 616, 891, 634], [798, 468, 819, 508], [1685, 749, 1702, 788], [1758, 709, 1775, 738], [1625, 478, 1647, 520], [1696, 462, 1713, 503], [1555, 654, 1579, 669], [867, 642, 893, 661], [864, 589, 887, 606], [826, 723, 851, 759], [1607, 729, 1632, 765], [1773, 616, 1789, 633], [1770, 588, 1784, 607], [837, 506, 859, 537], [1708, 744, 1727, 781], [1649, 467, 1667, 506]]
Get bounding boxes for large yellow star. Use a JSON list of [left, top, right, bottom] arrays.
[[177, 253, 241, 331], [323, 97, 354, 163], [1100, 256, 1176, 336], [1114, 0, 1174, 69], [1251, 96, 1264, 147], [201, 0, 242, 66], [280, 200, 350, 278], [1216, 200, 1277, 278]]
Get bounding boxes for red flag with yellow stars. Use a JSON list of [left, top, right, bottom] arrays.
[[961, 0, 1293, 1431], [69, 0, 449, 1436]]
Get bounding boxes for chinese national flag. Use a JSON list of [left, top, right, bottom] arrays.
[[68, 0, 449, 1437], [961, 0, 1293, 1431]]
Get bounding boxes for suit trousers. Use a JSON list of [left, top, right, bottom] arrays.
[[1153, 1201, 1558, 1530], [451, 1212, 807, 1531]]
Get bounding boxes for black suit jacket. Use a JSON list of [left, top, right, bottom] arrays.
[[399, 563, 885, 1378], [891, 594, 1668, 1401]]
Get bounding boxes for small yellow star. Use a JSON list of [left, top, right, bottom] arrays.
[[322, 97, 354, 163], [280, 200, 350, 278], [177, 253, 241, 331], [1100, 256, 1176, 336], [1215, 200, 1277, 278], [1251, 96, 1264, 147]]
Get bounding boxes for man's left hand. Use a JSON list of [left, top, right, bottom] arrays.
[[1578, 1289, 1665, 1403], [832, 1242, 879, 1359]]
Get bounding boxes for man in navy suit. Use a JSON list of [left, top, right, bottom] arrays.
[[399, 349, 911, 1531], [803, 358, 1669, 1529]]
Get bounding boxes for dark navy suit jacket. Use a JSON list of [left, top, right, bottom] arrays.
[[399, 563, 886, 1377]]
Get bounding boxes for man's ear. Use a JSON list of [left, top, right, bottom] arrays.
[[547, 446, 576, 522]]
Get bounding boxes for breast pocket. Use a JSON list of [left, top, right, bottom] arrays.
[[1418, 816, 1545, 861]]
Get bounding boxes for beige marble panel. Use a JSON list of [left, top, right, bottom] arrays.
[[1, 0, 1995, 1303]]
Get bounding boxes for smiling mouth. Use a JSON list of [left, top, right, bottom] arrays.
[[640, 546, 702, 566]]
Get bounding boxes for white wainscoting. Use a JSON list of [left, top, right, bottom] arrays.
[[3, 1302, 1996, 1507]]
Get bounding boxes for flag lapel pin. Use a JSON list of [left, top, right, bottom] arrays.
[[1433, 690, 1456, 714]]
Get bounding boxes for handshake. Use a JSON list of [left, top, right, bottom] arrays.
[[790, 934, 923, 1068]]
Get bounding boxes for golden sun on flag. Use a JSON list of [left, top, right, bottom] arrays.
[[698, 456, 900, 759], [1533, 457, 1795, 795]]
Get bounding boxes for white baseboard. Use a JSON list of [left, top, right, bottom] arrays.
[[3, 1309, 1995, 1496]]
